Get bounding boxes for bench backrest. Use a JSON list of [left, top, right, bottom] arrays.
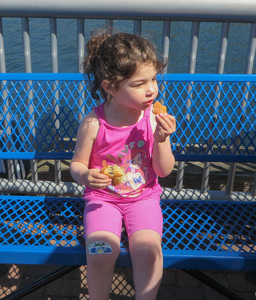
[[0, 73, 255, 200]]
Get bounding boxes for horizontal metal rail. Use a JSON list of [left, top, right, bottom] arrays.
[[1, 72, 256, 82], [1, 178, 255, 201], [1, 0, 256, 22]]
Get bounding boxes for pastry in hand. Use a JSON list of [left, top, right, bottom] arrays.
[[100, 164, 127, 186], [152, 101, 167, 114]]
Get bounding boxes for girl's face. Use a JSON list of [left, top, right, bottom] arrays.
[[131, 153, 142, 169], [112, 63, 158, 111]]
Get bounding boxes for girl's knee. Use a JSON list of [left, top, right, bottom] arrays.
[[86, 232, 121, 268], [129, 231, 162, 265], [139, 242, 162, 263], [87, 250, 115, 270]]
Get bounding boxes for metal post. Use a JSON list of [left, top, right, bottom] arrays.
[[252, 172, 256, 196], [21, 17, 38, 182], [176, 22, 200, 192], [134, 20, 141, 35], [201, 22, 230, 193], [162, 21, 171, 74], [21, 18, 37, 179], [158, 21, 171, 106], [106, 19, 113, 29], [0, 18, 15, 183], [77, 18, 85, 120], [0, 17, 6, 73], [226, 23, 256, 195], [50, 18, 62, 185]]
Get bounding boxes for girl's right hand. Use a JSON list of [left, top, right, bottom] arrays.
[[85, 168, 112, 189]]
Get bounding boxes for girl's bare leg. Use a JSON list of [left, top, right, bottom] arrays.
[[129, 229, 163, 300], [86, 231, 120, 300]]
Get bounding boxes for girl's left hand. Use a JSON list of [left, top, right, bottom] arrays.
[[154, 113, 176, 143]]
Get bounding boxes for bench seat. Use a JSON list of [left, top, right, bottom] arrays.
[[1, 195, 256, 271]]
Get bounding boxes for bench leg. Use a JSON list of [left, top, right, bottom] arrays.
[[183, 269, 246, 300], [2, 265, 79, 300]]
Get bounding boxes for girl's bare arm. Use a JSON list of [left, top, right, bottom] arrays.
[[70, 111, 111, 189], [151, 112, 176, 177]]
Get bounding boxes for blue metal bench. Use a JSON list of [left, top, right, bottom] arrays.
[[0, 73, 256, 300]]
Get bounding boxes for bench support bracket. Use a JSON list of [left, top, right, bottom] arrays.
[[183, 269, 246, 300], [2, 266, 79, 300]]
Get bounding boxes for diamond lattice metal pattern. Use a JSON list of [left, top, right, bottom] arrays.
[[1, 196, 256, 260], [1, 74, 255, 161]]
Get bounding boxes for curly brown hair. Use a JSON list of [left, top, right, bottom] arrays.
[[83, 29, 163, 101]]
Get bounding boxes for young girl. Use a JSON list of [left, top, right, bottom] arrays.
[[70, 29, 176, 300]]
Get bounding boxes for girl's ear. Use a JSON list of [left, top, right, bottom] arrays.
[[102, 80, 113, 95]]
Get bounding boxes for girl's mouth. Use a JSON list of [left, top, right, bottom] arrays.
[[144, 100, 153, 106]]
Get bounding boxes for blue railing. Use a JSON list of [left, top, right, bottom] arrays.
[[1, 73, 256, 162]]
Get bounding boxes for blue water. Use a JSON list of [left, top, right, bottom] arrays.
[[1, 18, 255, 74]]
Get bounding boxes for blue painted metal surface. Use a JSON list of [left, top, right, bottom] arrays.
[[1, 73, 255, 161], [1, 195, 256, 270]]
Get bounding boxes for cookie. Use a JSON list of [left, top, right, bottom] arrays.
[[152, 101, 167, 114], [101, 164, 127, 186]]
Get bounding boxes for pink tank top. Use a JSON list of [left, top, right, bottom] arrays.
[[83, 103, 162, 202]]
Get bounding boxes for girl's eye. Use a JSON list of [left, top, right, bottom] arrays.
[[133, 82, 144, 87]]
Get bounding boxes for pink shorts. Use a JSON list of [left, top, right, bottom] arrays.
[[83, 198, 163, 239]]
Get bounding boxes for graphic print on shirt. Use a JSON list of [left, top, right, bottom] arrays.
[[106, 140, 150, 197]]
